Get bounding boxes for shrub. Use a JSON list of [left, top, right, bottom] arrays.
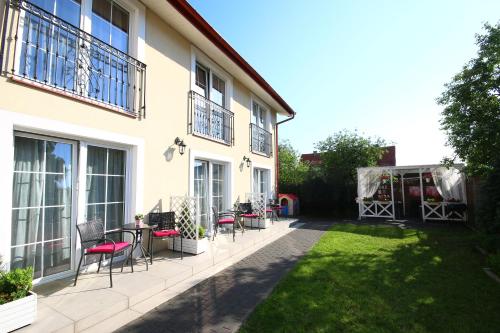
[[488, 253, 500, 276], [198, 226, 206, 238], [480, 234, 500, 254], [0, 267, 33, 305]]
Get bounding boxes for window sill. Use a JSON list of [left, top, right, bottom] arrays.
[[10, 76, 139, 119]]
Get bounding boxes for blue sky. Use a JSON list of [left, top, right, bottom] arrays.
[[188, 0, 500, 165]]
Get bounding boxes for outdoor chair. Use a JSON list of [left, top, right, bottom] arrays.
[[148, 212, 183, 262], [212, 206, 238, 242], [74, 220, 135, 288], [239, 202, 261, 231]]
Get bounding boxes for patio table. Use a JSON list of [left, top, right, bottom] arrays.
[[121, 223, 157, 271]]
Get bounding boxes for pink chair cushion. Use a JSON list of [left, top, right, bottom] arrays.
[[218, 218, 234, 224], [87, 242, 130, 254], [241, 213, 259, 218], [265, 209, 273, 212], [153, 230, 180, 237]]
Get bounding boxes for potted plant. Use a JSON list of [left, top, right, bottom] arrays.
[[0, 263, 37, 332], [135, 213, 144, 227]]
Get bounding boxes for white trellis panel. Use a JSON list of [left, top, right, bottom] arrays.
[[170, 196, 199, 240], [360, 201, 394, 219], [245, 192, 266, 219], [423, 202, 466, 221]]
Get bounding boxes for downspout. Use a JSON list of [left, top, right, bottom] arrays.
[[275, 112, 295, 199]]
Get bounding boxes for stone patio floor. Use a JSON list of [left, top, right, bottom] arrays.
[[19, 219, 301, 333]]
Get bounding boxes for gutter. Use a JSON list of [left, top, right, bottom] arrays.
[[275, 112, 295, 198]]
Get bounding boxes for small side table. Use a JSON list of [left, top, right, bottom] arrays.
[[122, 223, 157, 271]]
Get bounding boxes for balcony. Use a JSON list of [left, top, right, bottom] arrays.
[[1, 0, 146, 116], [188, 91, 234, 145], [250, 123, 272, 157]]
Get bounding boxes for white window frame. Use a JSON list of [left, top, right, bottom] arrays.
[[10, 132, 79, 284], [0, 108, 144, 284], [251, 163, 273, 201], [189, 150, 233, 235], [190, 46, 233, 110]]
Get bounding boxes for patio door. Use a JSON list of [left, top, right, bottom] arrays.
[[193, 159, 227, 236], [10, 134, 76, 281]]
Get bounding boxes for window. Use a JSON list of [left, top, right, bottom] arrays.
[[251, 100, 272, 156], [191, 60, 233, 144], [12, 0, 145, 113], [11, 135, 74, 279], [253, 168, 269, 198], [193, 159, 227, 236], [85, 146, 126, 237]]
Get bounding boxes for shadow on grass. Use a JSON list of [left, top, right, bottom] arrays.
[[240, 223, 500, 333]]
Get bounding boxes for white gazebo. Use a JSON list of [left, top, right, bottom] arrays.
[[357, 164, 467, 222]]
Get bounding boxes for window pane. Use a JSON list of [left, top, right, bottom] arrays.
[[11, 208, 43, 245], [46, 141, 72, 173], [43, 238, 71, 276], [107, 149, 125, 175], [11, 244, 42, 279], [107, 176, 124, 202], [86, 175, 106, 204], [106, 203, 124, 231], [45, 174, 72, 206], [13, 137, 44, 172], [91, 7, 111, 43], [87, 146, 107, 174], [55, 0, 81, 26], [112, 3, 129, 33], [86, 203, 105, 223], [44, 206, 71, 241], [195, 64, 208, 95], [12, 172, 44, 208]]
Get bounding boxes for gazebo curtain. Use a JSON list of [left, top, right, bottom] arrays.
[[430, 167, 464, 201], [357, 169, 384, 200]]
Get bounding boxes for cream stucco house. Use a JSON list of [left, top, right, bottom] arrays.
[[0, 0, 294, 284]]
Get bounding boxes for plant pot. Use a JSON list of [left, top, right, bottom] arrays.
[[167, 237, 208, 255], [135, 219, 143, 227], [0, 291, 37, 332], [243, 217, 270, 229]]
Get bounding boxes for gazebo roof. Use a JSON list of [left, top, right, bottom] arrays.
[[357, 164, 465, 175]]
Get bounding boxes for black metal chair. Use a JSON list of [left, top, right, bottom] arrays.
[[239, 202, 261, 231], [212, 206, 238, 242], [74, 220, 135, 288], [148, 212, 183, 263]]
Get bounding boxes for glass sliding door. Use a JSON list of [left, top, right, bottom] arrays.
[[194, 160, 227, 236], [194, 160, 209, 230], [254, 168, 269, 198], [11, 134, 74, 279], [85, 146, 126, 239]]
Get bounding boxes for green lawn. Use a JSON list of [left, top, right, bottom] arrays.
[[240, 223, 500, 333]]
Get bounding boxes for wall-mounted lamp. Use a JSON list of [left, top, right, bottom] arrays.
[[174, 137, 186, 155], [243, 156, 251, 168]]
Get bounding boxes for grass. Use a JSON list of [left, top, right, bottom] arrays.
[[240, 223, 500, 333]]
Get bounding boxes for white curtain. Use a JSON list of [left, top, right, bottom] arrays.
[[430, 167, 464, 201], [357, 169, 384, 201]]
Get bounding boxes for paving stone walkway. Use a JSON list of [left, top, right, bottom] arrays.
[[118, 221, 331, 333]]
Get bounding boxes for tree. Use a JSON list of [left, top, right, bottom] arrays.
[[438, 22, 500, 176], [278, 140, 309, 187], [313, 130, 387, 216], [315, 130, 387, 185]]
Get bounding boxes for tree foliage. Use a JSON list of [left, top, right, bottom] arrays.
[[278, 140, 309, 186], [438, 22, 500, 176], [316, 130, 387, 185], [278, 131, 387, 217]]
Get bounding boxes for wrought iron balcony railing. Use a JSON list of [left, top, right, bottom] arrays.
[[250, 123, 272, 157], [188, 91, 234, 145], [1, 0, 146, 116]]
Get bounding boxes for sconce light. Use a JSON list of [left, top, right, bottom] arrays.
[[174, 137, 186, 155], [243, 156, 251, 168]]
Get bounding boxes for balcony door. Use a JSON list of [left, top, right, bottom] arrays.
[[193, 63, 228, 140], [193, 159, 227, 236], [11, 134, 76, 281]]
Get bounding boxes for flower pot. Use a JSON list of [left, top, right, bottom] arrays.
[[167, 237, 208, 255], [0, 291, 37, 332], [243, 217, 270, 229]]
